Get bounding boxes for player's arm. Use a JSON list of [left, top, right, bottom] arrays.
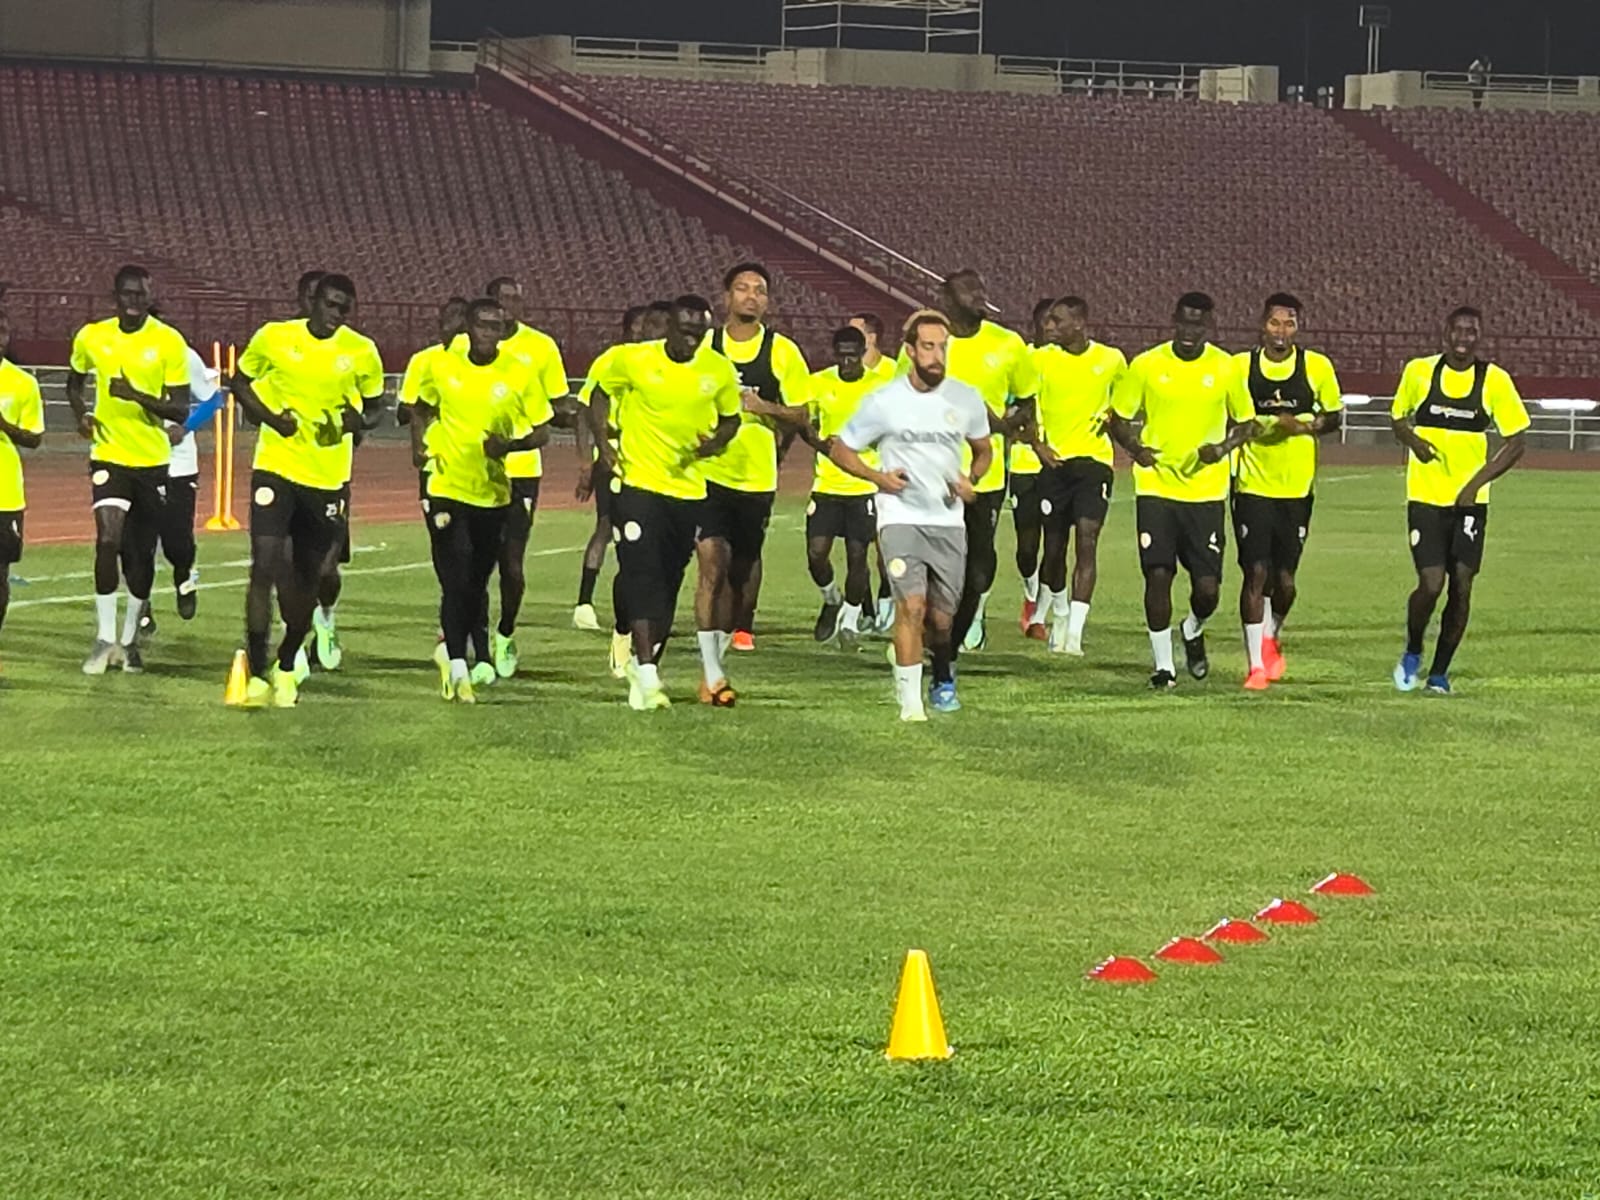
[[1004, 344, 1041, 437], [1454, 372, 1529, 505], [0, 388, 43, 450], [1200, 365, 1258, 463], [953, 433, 994, 504], [231, 369, 297, 438], [491, 390, 555, 460], [65, 331, 98, 440], [1389, 362, 1438, 463], [745, 335, 813, 428], [829, 439, 902, 492], [1455, 431, 1525, 506], [409, 399, 436, 470], [695, 413, 741, 458], [695, 367, 743, 458], [1107, 362, 1156, 467]]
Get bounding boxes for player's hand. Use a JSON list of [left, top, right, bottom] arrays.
[[1131, 444, 1157, 469], [1198, 442, 1227, 465], [107, 374, 141, 403], [1453, 484, 1479, 508], [166, 425, 185, 446], [575, 474, 593, 502], [1036, 445, 1061, 469], [264, 409, 297, 439], [76, 412, 99, 441], [1275, 414, 1309, 436], [739, 388, 769, 415], [483, 433, 511, 461], [950, 475, 978, 504], [877, 468, 910, 495], [1412, 440, 1438, 464], [313, 412, 343, 446]]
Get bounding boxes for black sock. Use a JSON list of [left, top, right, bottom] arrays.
[[472, 624, 490, 664], [1429, 634, 1461, 678], [578, 566, 599, 606], [930, 646, 953, 685], [247, 631, 270, 678]]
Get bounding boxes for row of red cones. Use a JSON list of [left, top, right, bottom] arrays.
[[1087, 872, 1375, 984]]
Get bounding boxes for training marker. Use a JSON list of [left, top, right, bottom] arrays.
[[1311, 872, 1375, 896], [1155, 936, 1224, 965], [1256, 898, 1319, 925], [1203, 918, 1270, 944], [222, 649, 250, 706], [1086, 956, 1157, 984], [885, 949, 952, 1060]]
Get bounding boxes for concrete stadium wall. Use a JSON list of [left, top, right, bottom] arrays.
[[0, 0, 431, 74]]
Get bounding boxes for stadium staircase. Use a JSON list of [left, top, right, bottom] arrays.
[[1332, 109, 1600, 321], [475, 39, 928, 324]]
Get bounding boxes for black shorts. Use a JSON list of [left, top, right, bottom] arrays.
[[425, 495, 509, 558], [591, 461, 615, 523], [1232, 491, 1314, 572], [504, 477, 542, 545], [249, 469, 347, 559], [1136, 496, 1225, 579], [614, 485, 702, 625], [1040, 458, 1113, 531], [337, 482, 353, 564], [0, 510, 23, 565], [1408, 501, 1488, 573], [1008, 471, 1042, 530], [806, 492, 876, 544], [418, 470, 430, 503], [698, 482, 774, 562], [89, 460, 168, 518]]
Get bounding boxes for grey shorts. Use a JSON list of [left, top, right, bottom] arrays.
[[878, 524, 967, 614]]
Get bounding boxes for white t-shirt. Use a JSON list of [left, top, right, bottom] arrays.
[[839, 373, 988, 529], [168, 346, 218, 478]]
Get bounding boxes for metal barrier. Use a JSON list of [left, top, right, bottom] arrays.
[[995, 56, 1231, 99]]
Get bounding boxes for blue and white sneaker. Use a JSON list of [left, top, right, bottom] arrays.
[[929, 680, 961, 713], [1425, 674, 1452, 695], [1393, 651, 1422, 692]]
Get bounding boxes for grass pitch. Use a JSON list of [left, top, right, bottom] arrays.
[[2, 468, 1597, 1198]]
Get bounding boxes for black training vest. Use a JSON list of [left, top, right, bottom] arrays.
[[1412, 357, 1491, 433], [712, 326, 780, 400], [1246, 347, 1317, 416]]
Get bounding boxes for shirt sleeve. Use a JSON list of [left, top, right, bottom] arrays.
[[964, 392, 990, 440], [162, 329, 190, 389], [840, 392, 888, 451], [237, 327, 273, 383], [1312, 353, 1344, 412], [1110, 353, 1145, 420], [1225, 358, 1256, 422], [594, 346, 631, 398], [399, 349, 430, 405], [19, 373, 44, 435], [1009, 337, 1040, 400], [1486, 367, 1531, 437], [415, 354, 441, 409], [1390, 361, 1425, 420], [712, 361, 742, 418], [355, 342, 385, 402], [774, 337, 811, 406], [520, 370, 556, 428], [536, 337, 569, 401], [68, 327, 91, 375]]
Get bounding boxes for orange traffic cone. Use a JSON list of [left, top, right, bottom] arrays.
[[885, 949, 952, 1061], [222, 649, 250, 706]]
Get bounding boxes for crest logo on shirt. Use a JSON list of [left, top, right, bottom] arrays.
[[984, 354, 1000, 369], [1093, 365, 1105, 375], [701, 377, 718, 395], [335, 355, 353, 374], [491, 383, 509, 399], [1202, 375, 1215, 388], [943, 407, 962, 427], [1158, 374, 1170, 385], [142, 348, 159, 364]]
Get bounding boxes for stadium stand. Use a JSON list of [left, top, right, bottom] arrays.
[[0, 64, 841, 360], [579, 76, 1600, 377], [1378, 108, 1600, 288]]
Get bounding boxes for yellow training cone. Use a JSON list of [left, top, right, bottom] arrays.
[[885, 949, 953, 1061], [222, 649, 250, 707]]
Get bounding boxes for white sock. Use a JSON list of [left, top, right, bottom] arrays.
[[1067, 600, 1090, 642], [120, 592, 145, 645], [1149, 627, 1175, 674], [1245, 622, 1265, 671], [716, 630, 732, 658], [636, 662, 661, 691], [95, 593, 118, 644], [893, 663, 924, 711], [841, 602, 862, 631], [975, 590, 990, 621], [1023, 570, 1040, 603], [1262, 596, 1275, 639], [1181, 610, 1206, 641], [316, 604, 336, 629], [697, 630, 725, 688], [450, 657, 469, 684], [821, 580, 842, 605]]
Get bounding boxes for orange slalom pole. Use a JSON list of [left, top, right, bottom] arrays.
[[205, 341, 228, 530], [222, 344, 240, 529]]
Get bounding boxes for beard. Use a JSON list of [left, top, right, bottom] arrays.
[[913, 363, 945, 389]]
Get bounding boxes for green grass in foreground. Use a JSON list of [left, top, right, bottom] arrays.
[[2, 468, 1599, 1199]]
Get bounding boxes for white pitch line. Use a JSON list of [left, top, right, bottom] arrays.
[[10, 541, 587, 610], [10, 544, 390, 586]]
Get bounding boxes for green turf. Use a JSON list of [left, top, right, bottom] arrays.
[[2, 468, 1598, 1199]]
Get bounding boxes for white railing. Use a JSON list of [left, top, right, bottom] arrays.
[[995, 56, 1233, 99], [1423, 70, 1584, 97], [1339, 395, 1600, 450], [567, 37, 782, 81]]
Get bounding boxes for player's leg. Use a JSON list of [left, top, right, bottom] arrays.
[[728, 491, 773, 651], [693, 485, 735, 697], [838, 503, 873, 649], [574, 462, 611, 631], [952, 493, 1000, 654], [1234, 492, 1272, 688], [114, 473, 164, 673], [84, 463, 131, 674], [873, 542, 894, 631], [1036, 466, 1070, 647], [807, 495, 844, 643], [242, 473, 295, 699], [493, 480, 537, 678], [1011, 474, 1044, 636], [1426, 505, 1486, 693], [619, 488, 684, 710], [311, 482, 351, 670], [428, 500, 476, 701], [882, 529, 930, 722], [1136, 496, 1180, 688], [925, 528, 967, 713], [0, 512, 20, 655], [1261, 494, 1310, 679], [1175, 501, 1223, 681], [166, 473, 199, 619], [1397, 502, 1450, 690]]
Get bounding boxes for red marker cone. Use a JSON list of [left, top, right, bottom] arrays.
[[1311, 872, 1375, 896], [1086, 955, 1156, 984], [1203, 918, 1269, 944], [1256, 898, 1319, 924], [1155, 936, 1224, 965]]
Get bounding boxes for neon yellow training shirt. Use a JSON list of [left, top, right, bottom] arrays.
[[807, 358, 890, 497], [449, 323, 566, 481], [1232, 348, 1344, 500], [1391, 354, 1528, 506], [1033, 340, 1128, 468], [68, 315, 189, 469], [0, 360, 44, 509], [700, 325, 811, 494], [1111, 342, 1254, 502], [419, 346, 553, 509]]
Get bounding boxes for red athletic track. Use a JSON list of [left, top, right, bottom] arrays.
[[17, 438, 1595, 548]]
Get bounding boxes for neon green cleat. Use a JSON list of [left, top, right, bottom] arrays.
[[609, 631, 630, 680], [433, 642, 452, 700], [492, 631, 518, 679], [269, 665, 299, 708], [469, 661, 496, 689], [240, 676, 272, 709], [455, 678, 477, 705], [313, 611, 343, 671], [292, 646, 311, 685], [572, 603, 601, 632]]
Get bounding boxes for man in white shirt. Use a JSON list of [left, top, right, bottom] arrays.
[[831, 309, 991, 722]]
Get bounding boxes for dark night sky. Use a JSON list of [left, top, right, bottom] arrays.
[[435, 1, 1600, 90]]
